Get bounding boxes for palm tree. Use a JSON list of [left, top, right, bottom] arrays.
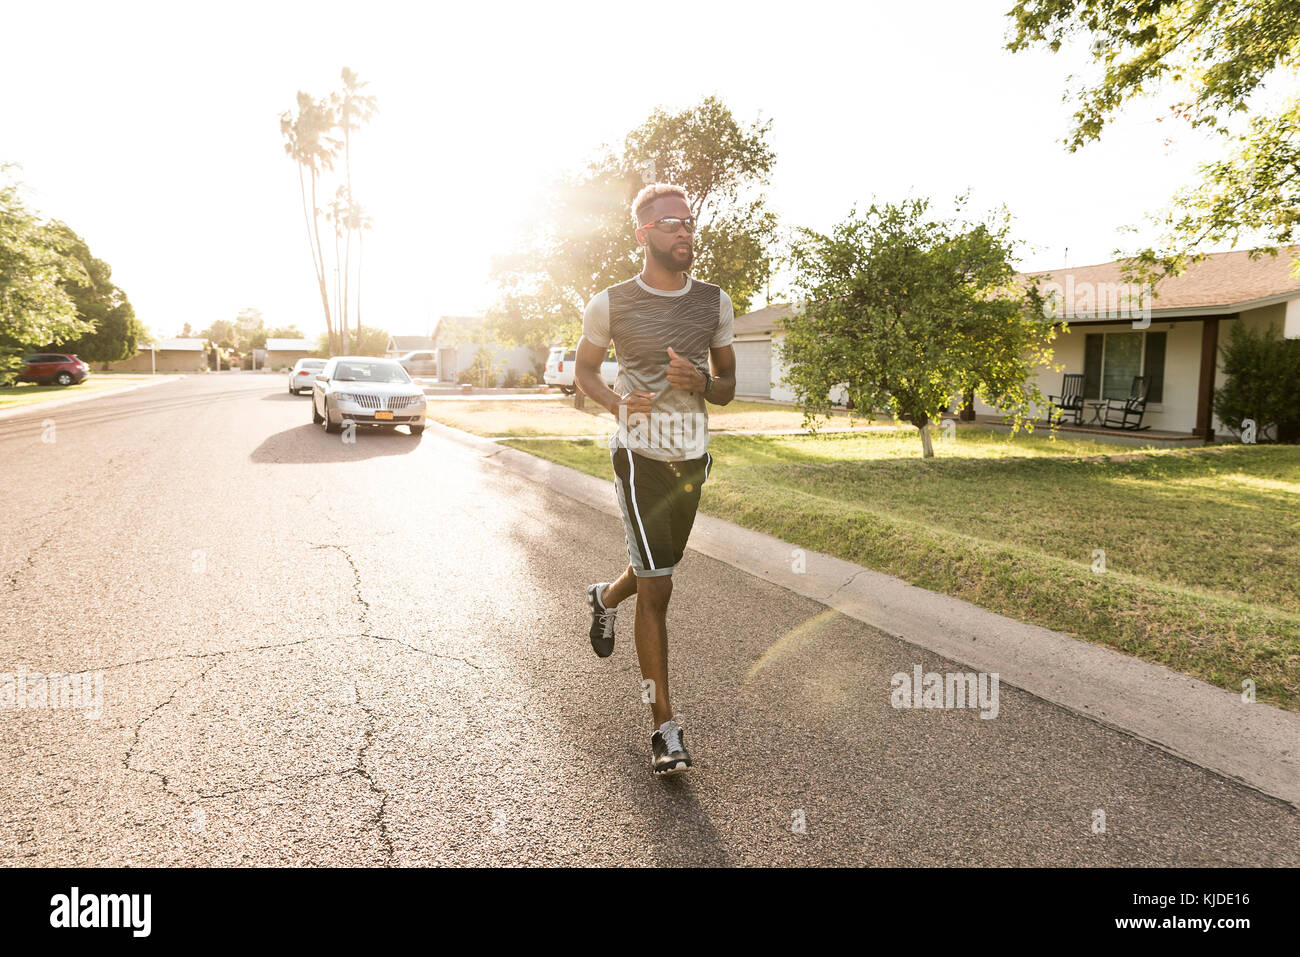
[[280, 93, 341, 354], [331, 68, 378, 353]]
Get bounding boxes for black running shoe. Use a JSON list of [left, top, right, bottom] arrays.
[[651, 719, 692, 775], [586, 582, 617, 657]]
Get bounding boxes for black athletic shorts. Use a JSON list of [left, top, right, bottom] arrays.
[[610, 445, 713, 577]]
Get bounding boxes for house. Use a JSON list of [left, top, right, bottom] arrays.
[[385, 335, 436, 359], [265, 338, 314, 370], [729, 302, 847, 404], [102, 338, 208, 373], [987, 249, 1300, 438], [731, 249, 1300, 439], [430, 316, 544, 385]]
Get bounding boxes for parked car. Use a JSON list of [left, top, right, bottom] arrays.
[[288, 358, 326, 394], [311, 356, 426, 436], [397, 350, 437, 378], [544, 346, 619, 394], [16, 354, 90, 386]]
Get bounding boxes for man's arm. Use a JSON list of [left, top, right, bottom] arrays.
[[706, 343, 737, 406], [665, 344, 737, 405], [576, 337, 653, 417]]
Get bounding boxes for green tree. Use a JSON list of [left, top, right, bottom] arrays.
[[783, 197, 1056, 458], [330, 67, 378, 353], [0, 166, 90, 378], [42, 223, 143, 363], [489, 96, 778, 349], [1212, 322, 1300, 441], [1006, 0, 1300, 277], [312, 324, 387, 357]]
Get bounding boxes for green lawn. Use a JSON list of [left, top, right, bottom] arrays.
[[0, 375, 163, 410], [504, 427, 1300, 711], [424, 396, 863, 437]]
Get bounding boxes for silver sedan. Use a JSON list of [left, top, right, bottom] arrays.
[[311, 356, 426, 437]]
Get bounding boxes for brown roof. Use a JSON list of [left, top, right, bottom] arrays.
[[1022, 248, 1300, 315], [734, 302, 794, 337]]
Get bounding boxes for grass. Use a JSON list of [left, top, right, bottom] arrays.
[[0, 375, 164, 410], [423, 396, 863, 438], [503, 426, 1300, 711]]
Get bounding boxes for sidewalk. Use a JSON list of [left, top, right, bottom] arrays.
[[427, 418, 1300, 810], [0, 375, 184, 421]]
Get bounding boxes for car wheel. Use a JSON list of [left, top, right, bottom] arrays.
[[56, 372, 74, 386], [410, 424, 425, 436], [323, 398, 341, 434], [311, 395, 323, 424]]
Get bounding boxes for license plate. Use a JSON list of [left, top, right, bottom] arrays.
[[374, 410, 393, 420]]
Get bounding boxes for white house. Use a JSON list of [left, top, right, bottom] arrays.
[[731, 249, 1300, 438], [265, 338, 314, 369]]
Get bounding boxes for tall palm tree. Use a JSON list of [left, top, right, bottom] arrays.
[[280, 93, 341, 354], [331, 68, 378, 353]]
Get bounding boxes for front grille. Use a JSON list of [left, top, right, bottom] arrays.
[[388, 395, 424, 410], [348, 394, 385, 410]]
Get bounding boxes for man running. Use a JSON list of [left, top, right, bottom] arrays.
[[573, 182, 736, 775]]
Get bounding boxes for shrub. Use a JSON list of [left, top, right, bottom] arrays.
[[519, 372, 538, 387], [1213, 323, 1300, 442]]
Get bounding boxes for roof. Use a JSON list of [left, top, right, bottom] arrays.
[[1021, 247, 1300, 317], [266, 338, 313, 351], [432, 316, 488, 345], [388, 335, 436, 351], [734, 302, 795, 337], [149, 338, 206, 351]]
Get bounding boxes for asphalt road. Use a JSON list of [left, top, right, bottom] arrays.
[[2, 374, 1297, 866]]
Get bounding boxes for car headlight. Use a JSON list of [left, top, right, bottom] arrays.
[[333, 392, 358, 403]]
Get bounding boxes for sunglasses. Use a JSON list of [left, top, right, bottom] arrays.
[[639, 216, 696, 234]]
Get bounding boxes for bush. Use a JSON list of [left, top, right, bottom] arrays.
[[519, 372, 538, 387], [1213, 323, 1300, 442]]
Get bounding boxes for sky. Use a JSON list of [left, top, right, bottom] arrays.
[[0, 0, 1252, 341]]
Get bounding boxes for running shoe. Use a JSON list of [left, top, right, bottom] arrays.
[[586, 582, 617, 657], [651, 718, 693, 775]]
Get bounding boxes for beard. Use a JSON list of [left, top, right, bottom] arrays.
[[649, 241, 693, 273]]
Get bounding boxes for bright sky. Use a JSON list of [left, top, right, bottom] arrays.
[[2, 0, 1249, 341]]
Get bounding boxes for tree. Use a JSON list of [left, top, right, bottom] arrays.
[[1006, 0, 1300, 278], [783, 197, 1056, 458], [1212, 322, 1300, 441], [43, 222, 144, 363], [280, 68, 377, 356], [489, 96, 778, 349], [0, 165, 90, 378], [313, 324, 388, 357]]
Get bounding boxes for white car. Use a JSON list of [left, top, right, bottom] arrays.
[[311, 356, 426, 436], [544, 346, 619, 394], [288, 357, 326, 394]]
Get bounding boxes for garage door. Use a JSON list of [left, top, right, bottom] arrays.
[[733, 339, 772, 397]]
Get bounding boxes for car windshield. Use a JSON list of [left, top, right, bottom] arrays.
[[333, 361, 410, 383]]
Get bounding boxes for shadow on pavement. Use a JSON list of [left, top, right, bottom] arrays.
[[250, 423, 422, 463]]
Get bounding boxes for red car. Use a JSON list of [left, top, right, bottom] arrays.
[[17, 353, 91, 386]]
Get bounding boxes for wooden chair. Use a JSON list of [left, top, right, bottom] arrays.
[[1101, 375, 1151, 431], [1046, 373, 1086, 426]]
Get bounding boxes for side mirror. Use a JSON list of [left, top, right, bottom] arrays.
[[315, 375, 328, 383]]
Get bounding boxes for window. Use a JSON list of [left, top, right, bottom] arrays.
[[1082, 331, 1165, 402]]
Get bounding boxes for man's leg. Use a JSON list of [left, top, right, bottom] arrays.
[[599, 564, 637, 609], [633, 573, 673, 727]]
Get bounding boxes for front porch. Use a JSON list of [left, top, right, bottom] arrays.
[[970, 414, 1207, 449]]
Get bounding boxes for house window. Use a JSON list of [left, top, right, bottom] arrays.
[[1082, 331, 1165, 403]]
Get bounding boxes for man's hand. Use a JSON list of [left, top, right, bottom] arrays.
[[665, 346, 705, 392], [613, 389, 655, 418]]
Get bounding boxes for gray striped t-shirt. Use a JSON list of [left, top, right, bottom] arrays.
[[582, 275, 735, 462]]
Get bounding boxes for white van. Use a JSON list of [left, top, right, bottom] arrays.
[[545, 346, 618, 394]]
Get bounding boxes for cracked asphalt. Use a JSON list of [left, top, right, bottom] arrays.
[[2, 374, 1298, 866]]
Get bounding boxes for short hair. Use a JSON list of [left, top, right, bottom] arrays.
[[632, 183, 689, 226]]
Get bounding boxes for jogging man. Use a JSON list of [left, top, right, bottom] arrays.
[[574, 182, 736, 775]]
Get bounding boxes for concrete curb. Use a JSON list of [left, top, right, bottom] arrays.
[[427, 419, 1300, 809], [0, 375, 185, 421]]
